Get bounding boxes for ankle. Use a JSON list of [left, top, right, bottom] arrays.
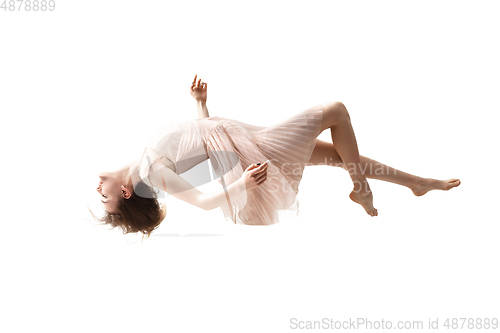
[[410, 177, 429, 189], [352, 179, 371, 193]]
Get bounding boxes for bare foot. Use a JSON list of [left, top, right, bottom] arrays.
[[349, 189, 378, 216], [411, 178, 461, 196]]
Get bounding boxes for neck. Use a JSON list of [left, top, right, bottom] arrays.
[[126, 157, 143, 188], [111, 157, 141, 189]]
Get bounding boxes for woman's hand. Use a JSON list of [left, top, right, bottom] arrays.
[[190, 74, 207, 103], [241, 162, 268, 190]]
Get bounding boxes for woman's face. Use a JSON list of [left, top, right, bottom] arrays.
[[97, 173, 123, 214]]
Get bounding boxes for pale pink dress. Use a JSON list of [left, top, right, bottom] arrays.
[[139, 104, 324, 225]]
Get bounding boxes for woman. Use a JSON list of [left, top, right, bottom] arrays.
[[93, 75, 460, 238]]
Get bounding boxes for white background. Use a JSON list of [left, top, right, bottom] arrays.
[[1, 0, 499, 332]]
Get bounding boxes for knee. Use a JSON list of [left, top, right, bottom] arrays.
[[322, 101, 350, 126]]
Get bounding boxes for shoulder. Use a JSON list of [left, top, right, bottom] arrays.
[[139, 150, 177, 186]]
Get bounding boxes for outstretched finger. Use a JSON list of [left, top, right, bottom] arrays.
[[197, 78, 201, 88], [257, 162, 268, 170], [193, 74, 197, 84]]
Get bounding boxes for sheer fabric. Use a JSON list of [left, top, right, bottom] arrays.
[[139, 104, 324, 225]]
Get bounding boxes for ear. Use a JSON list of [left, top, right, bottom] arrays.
[[121, 185, 132, 199]]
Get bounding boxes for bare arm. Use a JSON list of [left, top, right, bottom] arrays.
[[149, 166, 242, 210], [148, 161, 269, 211], [196, 100, 209, 119]]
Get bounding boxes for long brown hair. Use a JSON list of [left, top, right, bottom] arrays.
[[90, 181, 166, 239]]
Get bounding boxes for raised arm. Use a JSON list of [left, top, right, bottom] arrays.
[[190, 74, 210, 119], [196, 100, 209, 119], [148, 161, 269, 211]]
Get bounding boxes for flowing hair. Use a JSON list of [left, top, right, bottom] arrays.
[[90, 181, 166, 239]]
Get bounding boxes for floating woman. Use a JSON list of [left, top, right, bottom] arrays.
[[92, 74, 460, 238]]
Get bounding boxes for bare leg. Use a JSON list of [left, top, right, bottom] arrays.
[[318, 102, 377, 216], [308, 139, 461, 195]]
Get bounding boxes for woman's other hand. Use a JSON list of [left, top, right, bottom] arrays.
[[190, 74, 207, 103], [241, 162, 268, 190]]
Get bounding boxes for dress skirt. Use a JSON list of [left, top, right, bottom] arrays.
[[193, 104, 324, 225]]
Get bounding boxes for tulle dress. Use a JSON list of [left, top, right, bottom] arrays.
[[139, 104, 324, 225]]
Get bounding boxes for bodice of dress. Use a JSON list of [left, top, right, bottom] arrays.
[[140, 118, 211, 187], [139, 116, 267, 188]]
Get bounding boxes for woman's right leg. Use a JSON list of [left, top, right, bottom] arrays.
[[318, 101, 378, 216]]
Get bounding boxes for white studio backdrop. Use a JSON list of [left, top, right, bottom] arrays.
[[1, 1, 498, 332]]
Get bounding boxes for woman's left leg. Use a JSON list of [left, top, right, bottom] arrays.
[[307, 139, 461, 196]]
